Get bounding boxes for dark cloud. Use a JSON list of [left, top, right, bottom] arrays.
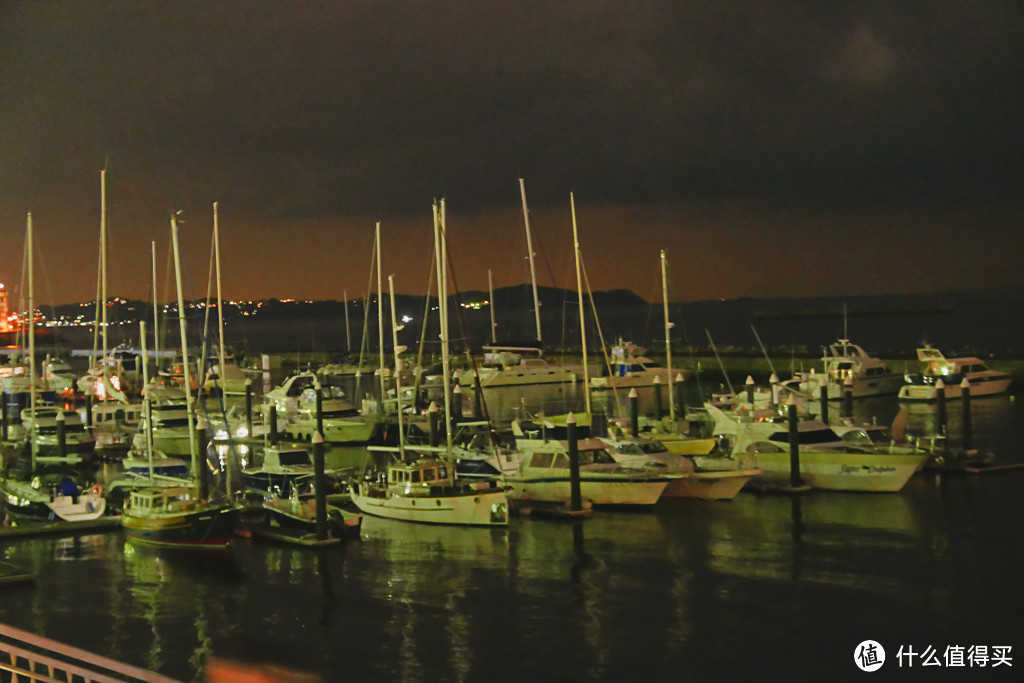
[[1, 1, 1022, 303]]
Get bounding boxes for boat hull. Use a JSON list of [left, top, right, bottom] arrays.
[[505, 474, 670, 506], [122, 504, 239, 549], [747, 449, 929, 492], [661, 469, 761, 500], [350, 483, 508, 526], [898, 376, 1013, 402]]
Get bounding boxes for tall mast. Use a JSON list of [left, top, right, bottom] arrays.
[[170, 213, 199, 495], [151, 241, 160, 367], [375, 222, 386, 414], [27, 213, 36, 467], [434, 200, 453, 454], [661, 250, 676, 422], [213, 203, 226, 382], [570, 193, 591, 418], [488, 269, 497, 345], [343, 289, 351, 351], [519, 178, 542, 342], [139, 320, 154, 480], [388, 275, 405, 452], [100, 169, 108, 360]]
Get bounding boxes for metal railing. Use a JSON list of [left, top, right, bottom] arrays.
[[0, 621, 182, 683]]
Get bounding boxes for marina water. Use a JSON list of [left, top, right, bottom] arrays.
[[2, 380, 1023, 681]]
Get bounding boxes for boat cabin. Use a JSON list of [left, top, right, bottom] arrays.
[[127, 486, 197, 514]]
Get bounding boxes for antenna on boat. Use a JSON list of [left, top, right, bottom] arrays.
[[519, 178, 542, 343], [488, 269, 497, 345]]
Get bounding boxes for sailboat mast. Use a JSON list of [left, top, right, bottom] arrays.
[[151, 241, 160, 367], [570, 193, 591, 418], [170, 213, 199, 494], [139, 320, 154, 480], [434, 201, 453, 454], [343, 289, 351, 351], [519, 178, 542, 343], [100, 169, 108, 360], [375, 222, 386, 414], [661, 250, 675, 422], [488, 269, 497, 345], [213, 202, 226, 381], [388, 275, 405, 451], [26, 213, 36, 466]]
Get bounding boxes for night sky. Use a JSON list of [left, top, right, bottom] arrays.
[[2, 1, 1022, 306]]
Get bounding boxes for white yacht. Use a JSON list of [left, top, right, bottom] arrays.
[[783, 339, 904, 399], [899, 347, 1013, 402], [459, 346, 583, 388], [590, 339, 686, 390]]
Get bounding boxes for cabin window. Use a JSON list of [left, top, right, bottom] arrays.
[[530, 452, 554, 468], [552, 453, 570, 468], [411, 471, 421, 483]]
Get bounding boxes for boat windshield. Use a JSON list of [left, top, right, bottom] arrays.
[[768, 428, 842, 445]]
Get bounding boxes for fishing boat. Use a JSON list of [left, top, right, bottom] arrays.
[[241, 442, 344, 497], [349, 213, 509, 527], [247, 477, 362, 540], [121, 213, 238, 549], [898, 347, 1013, 402]]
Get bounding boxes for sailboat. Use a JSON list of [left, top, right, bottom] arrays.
[[1, 213, 106, 524], [121, 212, 239, 549], [349, 208, 509, 526], [457, 179, 584, 388], [502, 195, 676, 507]]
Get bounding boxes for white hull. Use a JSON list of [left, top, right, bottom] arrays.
[[350, 483, 508, 526], [661, 469, 760, 500], [505, 474, 670, 506], [462, 366, 580, 388], [591, 368, 674, 390], [283, 417, 377, 444], [899, 376, 1012, 402], [747, 449, 929, 492]]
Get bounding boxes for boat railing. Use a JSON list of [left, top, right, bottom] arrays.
[[0, 620, 183, 683]]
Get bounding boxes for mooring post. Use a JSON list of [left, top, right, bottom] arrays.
[[787, 394, 803, 488], [196, 416, 209, 500], [769, 373, 780, 409], [961, 378, 972, 451], [268, 405, 279, 446], [745, 375, 755, 406], [86, 394, 94, 432], [567, 413, 583, 512], [56, 410, 67, 461], [935, 379, 947, 438], [675, 373, 687, 421], [816, 373, 828, 424], [629, 388, 640, 436], [313, 431, 327, 541], [842, 375, 854, 418], [315, 387, 324, 442], [652, 375, 663, 420], [451, 384, 463, 429], [428, 401, 440, 447], [244, 379, 253, 439]]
